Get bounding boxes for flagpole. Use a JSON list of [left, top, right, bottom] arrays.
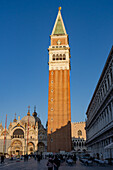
[[27, 117, 29, 154], [3, 114, 7, 155]]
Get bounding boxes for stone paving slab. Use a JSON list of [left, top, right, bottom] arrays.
[[0, 159, 113, 170]]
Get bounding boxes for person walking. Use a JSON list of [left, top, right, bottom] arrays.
[[53, 155, 60, 170], [73, 154, 76, 164], [1, 155, 4, 164], [47, 155, 53, 170], [37, 154, 41, 162]]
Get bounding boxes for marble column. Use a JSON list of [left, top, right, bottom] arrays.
[[109, 72, 111, 86]]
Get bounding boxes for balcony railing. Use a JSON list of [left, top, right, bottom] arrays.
[[11, 135, 24, 139]]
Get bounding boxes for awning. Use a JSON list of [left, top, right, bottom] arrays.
[[104, 143, 113, 149]]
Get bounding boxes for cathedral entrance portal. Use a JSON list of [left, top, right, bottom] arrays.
[[10, 140, 23, 156], [38, 142, 45, 153], [28, 142, 34, 155]]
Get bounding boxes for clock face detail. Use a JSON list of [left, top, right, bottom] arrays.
[[57, 40, 61, 45]]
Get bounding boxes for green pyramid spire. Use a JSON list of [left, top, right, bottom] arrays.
[[53, 17, 65, 35]]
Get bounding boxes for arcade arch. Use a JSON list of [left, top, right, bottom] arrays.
[[38, 142, 45, 153]]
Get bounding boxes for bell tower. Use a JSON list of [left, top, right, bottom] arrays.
[[47, 7, 71, 152]]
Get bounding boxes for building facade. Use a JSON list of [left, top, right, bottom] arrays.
[[47, 7, 71, 152], [86, 47, 113, 159], [71, 122, 87, 153], [0, 107, 47, 156]]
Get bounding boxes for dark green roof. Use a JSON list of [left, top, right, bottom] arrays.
[[54, 17, 65, 35]]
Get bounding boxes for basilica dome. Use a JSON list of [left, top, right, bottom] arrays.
[[21, 115, 35, 125], [32, 111, 37, 117]]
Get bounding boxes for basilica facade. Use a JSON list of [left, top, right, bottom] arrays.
[[0, 107, 47, 156]]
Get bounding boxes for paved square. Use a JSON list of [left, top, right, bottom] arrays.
[[0, 159, 113, 170]]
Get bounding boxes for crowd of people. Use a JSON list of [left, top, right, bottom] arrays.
[[47, 155, 60, 170], [0, 152, 77, 169], [46, 154, 77, 170]]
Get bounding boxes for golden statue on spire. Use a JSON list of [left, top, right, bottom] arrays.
[[58, 7, 61, 11]]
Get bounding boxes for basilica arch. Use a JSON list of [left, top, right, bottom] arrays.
[[12, 129, 24, 139], [38, 142, 45, 153], [9, 140, 23, 156], [27, 142, 35, 155], [11, 126, 25, 139]]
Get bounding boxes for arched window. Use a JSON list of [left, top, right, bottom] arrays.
[[52, 54, 55, 60], [74, 142, 76, 146], [13, 129, 24, 138], [56, 54, 59, 60], [78, 130, 82, 137], [63, 54, 66, 60], [60, 54, 62, 60], [53, 54, 55, 57]]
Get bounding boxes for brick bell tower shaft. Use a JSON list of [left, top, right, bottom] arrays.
[[47, 7, 72, 152]]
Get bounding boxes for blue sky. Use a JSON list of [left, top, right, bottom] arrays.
[[0, 0, 113, 128]]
